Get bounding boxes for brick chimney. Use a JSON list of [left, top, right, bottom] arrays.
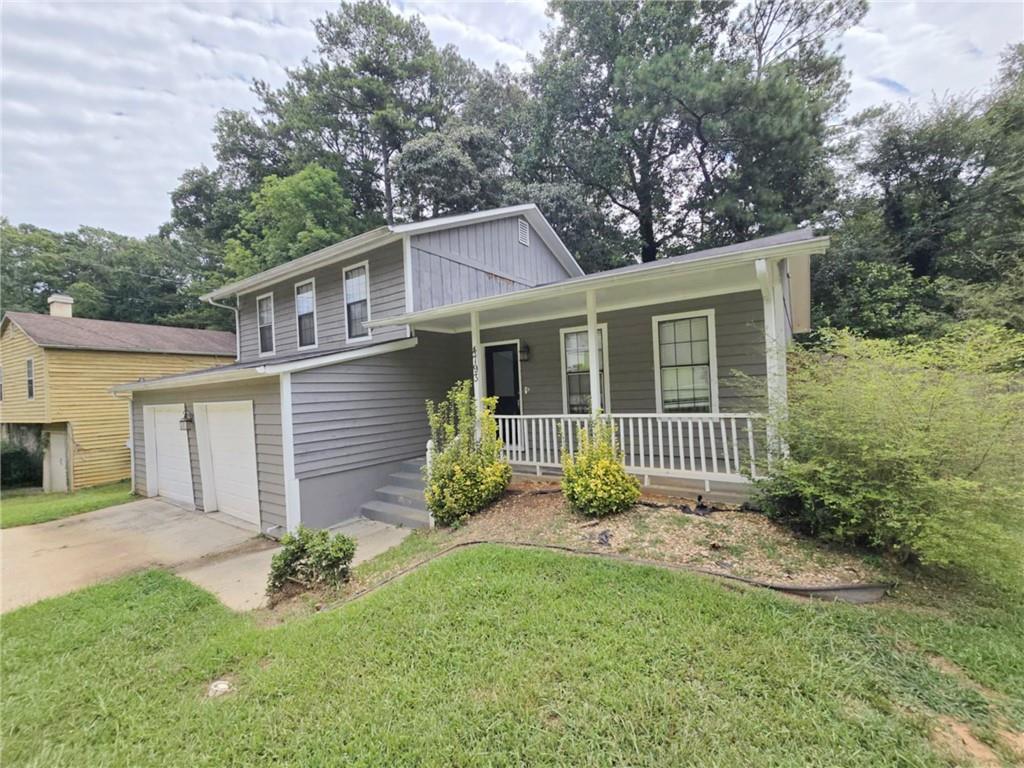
[[47, 294, 74, 318]]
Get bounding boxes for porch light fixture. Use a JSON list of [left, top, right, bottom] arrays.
[[519, 344, 530, 363], [179, 406, 194, 432]]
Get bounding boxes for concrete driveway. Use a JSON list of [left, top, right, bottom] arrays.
[[1, 498, 267, 613], [2, 498, 414, 613]]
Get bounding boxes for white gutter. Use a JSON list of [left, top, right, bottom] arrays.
[[369, 236, 829, 329], [110, 337, 419, 393]]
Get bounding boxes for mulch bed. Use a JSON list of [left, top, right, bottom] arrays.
[[445, 481, 884, 586]]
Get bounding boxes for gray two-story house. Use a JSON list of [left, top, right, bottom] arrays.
[[115, 204, 827, 537]]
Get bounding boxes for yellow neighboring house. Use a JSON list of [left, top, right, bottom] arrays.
[[1, 295, 235, 492]]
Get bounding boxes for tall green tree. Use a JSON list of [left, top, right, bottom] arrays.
[[532, 0, 864, 262], [225, 164, 358, 278]]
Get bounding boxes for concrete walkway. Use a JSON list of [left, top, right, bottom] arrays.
[[1, 499, 257, 612], [178, 517, 412, 611]]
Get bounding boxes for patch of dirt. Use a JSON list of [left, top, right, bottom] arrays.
[[444, 482, 885, 586], [926, 654, 1008, 704], [931, 716, 1001, 767], [997, 728, 1024, 760]]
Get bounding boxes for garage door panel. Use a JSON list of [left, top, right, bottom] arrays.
[[146, 405, 194, 506], [197, 401, 260, 526]]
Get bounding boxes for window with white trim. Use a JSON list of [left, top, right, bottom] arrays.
[[1, 366, 4, 400], [26, 358, 35, 400], [257, 294, 275, 355], [295, 279, 317, 348], [344, 262, 370, 339], [561, 325, 609, 414], [654, 312, 717, 413]]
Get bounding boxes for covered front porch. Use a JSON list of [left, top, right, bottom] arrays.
[[373, 230, 826, 490]]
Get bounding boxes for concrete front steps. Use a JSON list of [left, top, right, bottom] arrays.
[[329, 516, 413, 563], [359, 459, 431, 529]]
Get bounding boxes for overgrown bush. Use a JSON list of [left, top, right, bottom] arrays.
[[424, 380, 511, 527], [267, 526, 357, 594], [755, 324, 1024, 588], [562, 416, 640, 518], [1, 441, 43, 489]]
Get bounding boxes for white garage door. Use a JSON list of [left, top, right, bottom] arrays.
[[196, 401, 260, 526], [145, 405, 194, 506]]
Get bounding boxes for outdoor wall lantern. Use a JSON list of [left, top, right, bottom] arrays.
[[179, 406, 194, 431], [519, 344, 531, 363]]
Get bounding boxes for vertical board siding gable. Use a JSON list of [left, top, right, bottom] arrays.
[[410, 218, 571, 312]]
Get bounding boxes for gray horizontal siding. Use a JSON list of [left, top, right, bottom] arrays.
[[411, 217, 571, 312], [131, 377, 285, 534], [480, 291, 767, 415], [290, 332, 472, 480], [237, 241, 408, 363]]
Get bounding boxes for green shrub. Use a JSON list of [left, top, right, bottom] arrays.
[[1, 441, 43, 489], [267, 526, 357, 594], [755, 324, 1024, 588], [562, 416, 640, 518], [424, 380, 511, 527]]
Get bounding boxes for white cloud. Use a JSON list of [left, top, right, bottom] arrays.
[[1, 0, 1020, 236]]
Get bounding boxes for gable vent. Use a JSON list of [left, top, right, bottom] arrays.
[[517, 217, 530, 247]]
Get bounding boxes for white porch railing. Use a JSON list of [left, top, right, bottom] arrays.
[[494, 413, 766, 485]]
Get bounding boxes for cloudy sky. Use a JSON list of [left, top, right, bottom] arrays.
[[2, 1, 1021, 237]]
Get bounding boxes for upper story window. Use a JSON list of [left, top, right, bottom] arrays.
[[517, 217, 530, 246], [0, 366, 4, 400], [26, 358, 35, 400], [294, 279, 317, 349], [344, 262, 370, 340], [653, 310, 718, 414], [560, 324, 609, 414], [257, 293, 275, 356]]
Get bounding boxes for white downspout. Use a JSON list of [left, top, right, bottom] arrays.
[[204, 296, 240, 360]]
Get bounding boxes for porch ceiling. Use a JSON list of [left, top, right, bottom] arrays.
[[396, 260, 759, 333]]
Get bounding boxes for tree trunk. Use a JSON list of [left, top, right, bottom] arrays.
[[637, 182, 658, 262]]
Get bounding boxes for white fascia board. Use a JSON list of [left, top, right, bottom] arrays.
[[202, 227, 398, 302], [259, 337, 418, 374], [369, 237, 829, 330], [111, 367, 266, 393]]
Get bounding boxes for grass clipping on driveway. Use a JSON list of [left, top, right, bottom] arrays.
[[4, 545, 1023, 766], [0, 480, 133, 528]]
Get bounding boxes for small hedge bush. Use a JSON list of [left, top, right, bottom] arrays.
[[755, 324, 1024, 589], [424, 380, 511, 527], [562, 416, 640, 518], [1, 441, 43, 489], [267, 526, 357, 594]]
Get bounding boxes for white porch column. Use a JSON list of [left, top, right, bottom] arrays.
[[755, 258, 789, 462], [470, 310, 484, 414], [586, 290, 601, 416]]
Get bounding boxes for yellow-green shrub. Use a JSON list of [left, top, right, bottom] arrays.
[[424, 380, 511, 527], [562, 417, 640, 517], [756, 324, 1024, 589]]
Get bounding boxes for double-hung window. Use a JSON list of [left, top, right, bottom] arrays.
[[344, 262, 370, 340], [257, 293, 275, 355], [295, 279, 317, 349], [653, 310, 718, 413], [560, 324, 609, 414], [26, 358, 35, 400]]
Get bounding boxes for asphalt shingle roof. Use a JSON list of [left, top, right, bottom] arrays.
[[2, 312, 236, 356]]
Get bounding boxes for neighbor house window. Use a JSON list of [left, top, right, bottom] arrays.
[[26, 359, 34, 400], [294, 279, 317, 349], [344, 262, 370, 340], [1, 366, 4, 400], [257, 293, 275, 355], [653, 310, 718, 414], [560, 324, 609, 414]]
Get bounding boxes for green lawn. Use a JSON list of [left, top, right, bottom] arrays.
[[2, 545, 1022, 766], [0, 480, 133, 528]]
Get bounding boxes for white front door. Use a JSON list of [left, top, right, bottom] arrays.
[[144, 405, 194, 506], [43, 429, 69, 493], [195, 401, 260, 526]]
